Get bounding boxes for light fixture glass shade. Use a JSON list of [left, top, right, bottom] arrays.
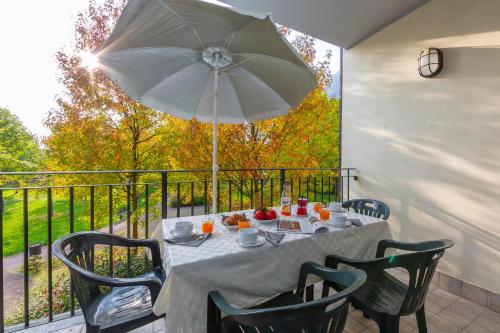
[[418, 48, 443, 78]]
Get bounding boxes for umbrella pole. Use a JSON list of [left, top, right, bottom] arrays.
[[212, 53, 221, 214]]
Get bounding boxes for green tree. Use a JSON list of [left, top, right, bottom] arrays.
[[0, 107, 42, 172]]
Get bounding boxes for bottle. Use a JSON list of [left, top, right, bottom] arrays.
[[280, 181, 292, 216]]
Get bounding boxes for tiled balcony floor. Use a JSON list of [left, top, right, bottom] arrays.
[[20, 270, 500, 333]]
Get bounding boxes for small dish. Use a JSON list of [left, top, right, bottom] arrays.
[[237, 236, 265, 248]]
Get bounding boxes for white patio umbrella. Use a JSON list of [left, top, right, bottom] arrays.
[[95, 0, 316, 213]]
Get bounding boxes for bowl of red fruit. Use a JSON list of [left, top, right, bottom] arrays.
[[253, 207, 278, 224]]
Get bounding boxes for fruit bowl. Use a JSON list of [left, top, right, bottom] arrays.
[[253, 207, 278, 223]]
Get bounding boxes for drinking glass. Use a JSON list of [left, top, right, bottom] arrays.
[[202, 218, 214, 233], [319, 208, 330, 221], [313, 202, 323, 213]]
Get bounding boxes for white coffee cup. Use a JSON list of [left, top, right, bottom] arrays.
[[174, 221, 193, 235], [328, 202, 343, 212], [238, 227, 258, 245], [331, 213, 347, 226]]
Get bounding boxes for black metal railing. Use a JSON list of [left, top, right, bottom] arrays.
[[0, 167, 356, 332]]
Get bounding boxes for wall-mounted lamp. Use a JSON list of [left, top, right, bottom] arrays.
[[418, 48, 443, 78]]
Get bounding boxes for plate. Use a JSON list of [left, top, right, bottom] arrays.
[[237, 236, 265, 248], [221, 213, 249, 230], [221, 220, 239, 230], [254, 218, 278, 224]]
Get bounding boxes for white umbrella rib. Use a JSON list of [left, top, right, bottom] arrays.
[[154, 0, 206, 50]]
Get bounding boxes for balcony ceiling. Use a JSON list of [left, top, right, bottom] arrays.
[[217, 0, 431, 48]]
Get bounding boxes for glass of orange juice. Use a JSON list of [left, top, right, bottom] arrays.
[[201, 217, 214, 233], [319, 208, 330, 221], [313, 202, 323, 213]]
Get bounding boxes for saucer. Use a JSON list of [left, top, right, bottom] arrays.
[[328, 208, 347, 213], [237, 236, 265, 248], [170, 229, 196, 237], [331, 221, 352, 228]]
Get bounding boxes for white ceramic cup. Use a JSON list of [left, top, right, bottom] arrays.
[[238, 227, 258, 245], [328, 202, 343, 212], [174, 221, 193, 235], [331, 213, 347, 226]]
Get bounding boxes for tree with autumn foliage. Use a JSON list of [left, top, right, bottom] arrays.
[[44, 0, 171, 237]]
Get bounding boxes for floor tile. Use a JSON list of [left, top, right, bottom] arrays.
[[472, 309, 500, 332], [348, 309, 377, 328], [461, 321, 497, 333], [344, 315, 367, 333]]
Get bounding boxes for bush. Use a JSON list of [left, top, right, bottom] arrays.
[[5, 268, 72, 326], [5, 247, 153, 327], [169, 195, 205, 208]]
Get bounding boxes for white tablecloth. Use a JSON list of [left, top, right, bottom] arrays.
[[152, 207, 391, 333]]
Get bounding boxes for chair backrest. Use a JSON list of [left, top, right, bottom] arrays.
[[220, 265, 366, 333], [372, 240, 454, 316], [343, 199, 390, 219], [52, 232, 127, 319]]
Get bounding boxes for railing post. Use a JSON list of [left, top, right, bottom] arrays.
[[69, 187, 75, 316], [347, 169, 350, 200], [47, 188, 53, 321], [23, 189, 29, 327], [161, 172, 168, 219], [0, 190, 3, 332], [279, 169, 286, 195]]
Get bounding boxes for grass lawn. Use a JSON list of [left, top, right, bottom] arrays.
[[1, 191, 93, 256]]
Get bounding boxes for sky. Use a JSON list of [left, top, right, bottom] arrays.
[[0, 0, 339, 137]]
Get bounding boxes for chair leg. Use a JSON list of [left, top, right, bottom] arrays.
[[379, 315, 400, 333], [86, 323, 100, 333], [416, 305, 428, 333]]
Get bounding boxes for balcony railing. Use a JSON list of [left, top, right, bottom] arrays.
[[0, 167, 355, 332]]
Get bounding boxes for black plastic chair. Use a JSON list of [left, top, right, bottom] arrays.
[[207, 262, 366, 333], [53, 231, 166, 333], [325, 239, 454, 333], [342, 199, 390, 219]]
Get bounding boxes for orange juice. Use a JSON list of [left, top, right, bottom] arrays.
[[319, 208, 330, 221], [238, 220, 251, 229], [202, 219, 214, 233], [313, 202, 323, 213]]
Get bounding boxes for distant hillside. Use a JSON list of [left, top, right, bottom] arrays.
[[327, 71, 340, 98]]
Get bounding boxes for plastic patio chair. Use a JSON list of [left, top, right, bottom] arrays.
[[325, 239, 454, 333], [53, 231, 166, 333], [342, 199, 391, 219], [207, 262, 367, 333]]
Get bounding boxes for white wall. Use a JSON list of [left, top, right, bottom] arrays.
[[342, 0, 500, 293]]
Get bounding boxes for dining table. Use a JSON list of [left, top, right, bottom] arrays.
[[151, 204, 392, 333]]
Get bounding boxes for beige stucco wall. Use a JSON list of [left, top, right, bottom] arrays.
[[342, 0, 500, 293]]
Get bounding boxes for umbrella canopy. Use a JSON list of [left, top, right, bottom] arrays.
[[96, 0, 317, 213]]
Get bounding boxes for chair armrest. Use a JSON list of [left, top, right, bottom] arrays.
[[75, 266, 163, 303]]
